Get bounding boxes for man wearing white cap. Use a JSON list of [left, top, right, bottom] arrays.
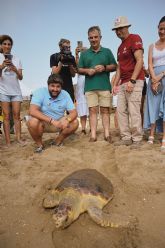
[[112, 16, 145, 148]]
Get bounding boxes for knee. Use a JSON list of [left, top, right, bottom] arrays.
[[89, 107, 98, 114], [13, 113, 21, 121], [73, 119, 79, 131], [100, 107, 110, 114], [27, 118, 41, 129], [3, 114, 10, 121]]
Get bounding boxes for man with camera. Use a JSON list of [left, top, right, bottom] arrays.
[[50, 39, 77, 102]]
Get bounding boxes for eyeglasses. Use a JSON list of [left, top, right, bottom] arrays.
[[2, 43, 12, 46]]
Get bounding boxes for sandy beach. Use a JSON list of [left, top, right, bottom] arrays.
[[0, 101, 165, 248]]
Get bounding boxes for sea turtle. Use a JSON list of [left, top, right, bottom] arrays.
[[43, 169, 118, 229]]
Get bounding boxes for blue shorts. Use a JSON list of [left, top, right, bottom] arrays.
[[0, 94, 23, 102]]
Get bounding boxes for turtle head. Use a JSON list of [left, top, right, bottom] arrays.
[[52, 204, 73, 229]]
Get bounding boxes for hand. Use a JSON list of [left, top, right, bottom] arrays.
[[94, 65, 105, 73], [126, 81, 134, 93], [58, 118, 70, 129], [51, 120, 63, 129], [112, 86, 119, 95], [2, 59, 12, 68], [87, 68, 96, 76], [75, 47, 81, 56], [9, 64, 17, 73], [151, 74, 162, 84]]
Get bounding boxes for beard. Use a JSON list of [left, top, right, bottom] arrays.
[[49, 90, 60, 98]]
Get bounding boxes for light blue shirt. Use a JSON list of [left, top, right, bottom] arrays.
[[31, 87, 75, 120]]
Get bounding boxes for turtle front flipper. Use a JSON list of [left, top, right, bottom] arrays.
[[43, 190, 59, 208], [88, 206, 128, 228]]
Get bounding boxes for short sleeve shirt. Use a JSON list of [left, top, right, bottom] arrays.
[[78, 47, 117, 92], [0, 53, 22, 95], [50, 53, 75, 93], [31, 87, 75, 120], [117, 34, 145, 83]]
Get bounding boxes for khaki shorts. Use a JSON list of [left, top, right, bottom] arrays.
[[43, 122, 61, 133], [25, 115, 63, 133], [85, 90, 111, 108]]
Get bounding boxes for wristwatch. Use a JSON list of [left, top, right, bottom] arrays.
[[130, 79, 136, 84], [66, 117, 72, 123]]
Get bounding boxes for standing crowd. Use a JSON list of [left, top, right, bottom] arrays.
[[0, 15, 165, 153]]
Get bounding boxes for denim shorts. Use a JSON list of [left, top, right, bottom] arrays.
[[0, 94, 23, 102]]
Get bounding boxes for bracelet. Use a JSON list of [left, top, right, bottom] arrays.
[[104, 65, 106, 71]]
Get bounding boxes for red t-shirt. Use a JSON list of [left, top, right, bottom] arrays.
[[117, 34, 145, 84]]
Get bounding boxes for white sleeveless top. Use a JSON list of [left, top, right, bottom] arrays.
[[152, 44, 165, 67]]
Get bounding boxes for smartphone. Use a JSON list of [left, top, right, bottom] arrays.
[[77, 41, 83, 48], [4, 54, 13, 60]]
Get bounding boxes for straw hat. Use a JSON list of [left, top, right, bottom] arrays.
[[112, 16, 131, 30]]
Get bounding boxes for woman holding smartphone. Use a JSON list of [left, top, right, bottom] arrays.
[[0, 35, 25, 148]]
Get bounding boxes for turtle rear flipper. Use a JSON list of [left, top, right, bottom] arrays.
[[43, 191, 59, 208], [88, 206, 128, 228]]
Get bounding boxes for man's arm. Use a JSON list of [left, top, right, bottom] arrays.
[[126, 49, 144, 93], [29, 104, 64, 128], [66, 109, 78, 121], [29, 104, 52, 123], [112, 65, 121, 95], [78, 67, 96, 76], [69, 65, 77, 77], [130, 49, 144, 81]]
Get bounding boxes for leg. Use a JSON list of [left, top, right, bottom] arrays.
[[85, 91, 99, 141], [88, 205, 122, 228], [117, 84, 131, 141], [55, 119, 79, 145], [161, 121, 165, 151], [1, 101, 11, 146], [12, 101, 23, 142], [100, 106, 111, 141], [80, 115, 87, 133], [9, 103, 15, 134], [27, 117, 44, 147], [114, 109, 118, 129], [89, 106, 98, 141], [128, 80, 144, 142], [140, 95, 145, 126]]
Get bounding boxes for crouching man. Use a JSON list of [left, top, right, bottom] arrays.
[[27, 74, 79, 153]]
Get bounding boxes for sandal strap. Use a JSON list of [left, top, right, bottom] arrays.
[[148, 136, 154, 140]]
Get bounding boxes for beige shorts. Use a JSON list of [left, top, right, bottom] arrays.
[[85, 90, 111, 108], [43, 122, 61, 133], [25, 115, 63, 133]]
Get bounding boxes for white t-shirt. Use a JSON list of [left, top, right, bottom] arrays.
[[0, 53, 23, 95]]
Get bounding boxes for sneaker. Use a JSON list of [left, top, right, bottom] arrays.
[[34, 146, 43, 153], [50, 140, 63, 147], [114, 139, 132, 146], [130, 141, 142, 150]]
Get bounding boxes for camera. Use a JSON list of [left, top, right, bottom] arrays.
[[60, 46, 75, 66], [4, 54, 13, 60]]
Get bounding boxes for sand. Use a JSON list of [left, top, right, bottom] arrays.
[[0, 101, 165, 248]]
